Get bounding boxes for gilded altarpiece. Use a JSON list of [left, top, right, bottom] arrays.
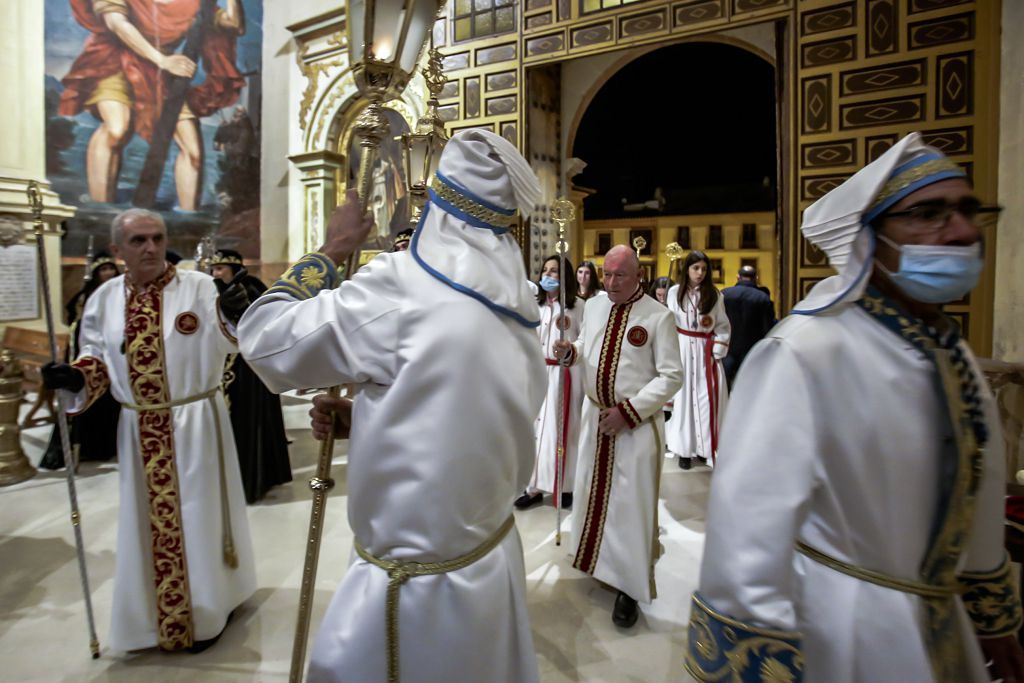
[[289, 10, 427, 258], [434, 0, 1000, 352]]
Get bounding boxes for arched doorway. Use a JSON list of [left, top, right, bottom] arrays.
[[566, 40, 780, 301]]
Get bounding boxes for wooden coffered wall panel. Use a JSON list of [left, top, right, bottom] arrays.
[[520, 0, 791, 64], [795, 0, 999, 353], [433, 16, 523, 147]]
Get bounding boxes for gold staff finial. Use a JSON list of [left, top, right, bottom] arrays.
[[632, 235, 647, 260]]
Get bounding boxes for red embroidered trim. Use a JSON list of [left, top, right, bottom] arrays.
[[573, 294, 639, 575], [617, 400, 641, 429], [125, 269, 194, 650], [69, 355, 110, 415]]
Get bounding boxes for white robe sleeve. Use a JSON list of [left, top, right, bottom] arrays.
[[64, 289, 111, 415], [620, 309, 682, 425], [238, 254, 401, 393], [711, 294, 731, 360], [686, 336, 809, 680]]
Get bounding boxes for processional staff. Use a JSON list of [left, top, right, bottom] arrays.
[[551, 198, 576, 546], [665, 241, 684, 283], [26, 181, 101, 659], [288, 0, 446, 680]]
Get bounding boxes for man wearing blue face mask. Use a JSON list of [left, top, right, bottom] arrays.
[[686, 133, 1023, 683]]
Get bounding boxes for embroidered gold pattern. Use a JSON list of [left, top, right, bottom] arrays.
[[685, 593, 803, 683], [124, 265, 194, 650], [267, 252, 339, 300], [868, 157, 965, 214], [959, 554, 1024, 638], [212, 253, 243, 266], [858, 289, 985, 683], [69, 355, 110, 415], [430, 174, 519, 229]]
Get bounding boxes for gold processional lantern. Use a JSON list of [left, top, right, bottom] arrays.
[[346, 0, 447, 244], [665, 240, 684, 281], [400, 41, 448, 224]]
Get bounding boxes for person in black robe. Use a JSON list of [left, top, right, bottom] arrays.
[[211, 249, 293, 502], [40, 252, 121, 469]]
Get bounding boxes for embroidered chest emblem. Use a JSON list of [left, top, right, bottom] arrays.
[[699, 314, 713, 328], [556, 314, 572, 331], [627, 325, 648, 347], [175, 312, 199, 335]]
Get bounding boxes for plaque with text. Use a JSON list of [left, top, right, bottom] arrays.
[[0, 245, 39, 322]]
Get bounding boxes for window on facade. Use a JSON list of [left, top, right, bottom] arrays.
[[707, 225, 723, 250], [677, 226, 690, 249], [453, 0, 516, 42], [742, 223, 758, 249], [710, 258, 724, 284], [581, 0, 645, 15]]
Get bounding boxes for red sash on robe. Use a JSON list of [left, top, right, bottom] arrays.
[[677, 327, 721, 465]]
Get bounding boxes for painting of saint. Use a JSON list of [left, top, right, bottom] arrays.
[[45, 0, 263, 259]]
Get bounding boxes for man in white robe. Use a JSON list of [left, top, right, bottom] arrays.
[[687, 133, 1024, 683], [555, 245, 682, 628], [238, 130, 547, 683], [42, 209, 257, 653]]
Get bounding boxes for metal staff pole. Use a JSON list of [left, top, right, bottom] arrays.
[[26, 181, 100, 659], [551, 198, 576, 546], [288, 107, 389, 683]]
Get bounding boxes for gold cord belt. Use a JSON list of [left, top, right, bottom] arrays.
[[354, 515, 516, 683], [121, 386, 238, 568], [797, 541, 959, 598]]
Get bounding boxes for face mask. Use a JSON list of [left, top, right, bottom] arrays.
[[539, 275, 560, 292], [876, 233, 983, 304]]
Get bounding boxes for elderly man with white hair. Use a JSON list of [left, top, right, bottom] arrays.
[[41, 208, 257, 654], [238, 130, 547, 683], [686, 133, 1023, 683], [553, 244, 683, 629]]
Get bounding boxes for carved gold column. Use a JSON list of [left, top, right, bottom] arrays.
[[289, 150, 347, 253], [0, 349, 35, 486]]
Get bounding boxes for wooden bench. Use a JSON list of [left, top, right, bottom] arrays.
[[1, 326, 68, 427]]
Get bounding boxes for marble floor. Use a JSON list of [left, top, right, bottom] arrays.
[[1, 396, 709, 682]]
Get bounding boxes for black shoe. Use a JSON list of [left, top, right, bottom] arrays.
[[514, 491, 543, 509], [560, 492, 573, 509], [187, 609, 234, 653], [612, 591, 639, 628], [678, 456, 692, 470], [696, 456, 707, 465]]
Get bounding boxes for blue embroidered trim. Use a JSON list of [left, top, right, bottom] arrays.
[[266, 252, 339, 300], [435, 171, 515, 216], [428, 187, 510, 234], [686, 592, 804, 683], [410, 203, 540, 328]]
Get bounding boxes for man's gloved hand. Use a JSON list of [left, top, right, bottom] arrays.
[[217, 268, 253, 325], [41, 361, 85, 392]]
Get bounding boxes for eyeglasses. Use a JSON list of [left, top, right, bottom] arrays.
[[881, 198, 1002, 231]]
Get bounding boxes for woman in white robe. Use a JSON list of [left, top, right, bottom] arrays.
[[516, 255, 585, 509], [665, 250, 730, 468]]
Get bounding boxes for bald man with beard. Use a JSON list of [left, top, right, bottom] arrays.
[[555, 245, 682, 627]]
